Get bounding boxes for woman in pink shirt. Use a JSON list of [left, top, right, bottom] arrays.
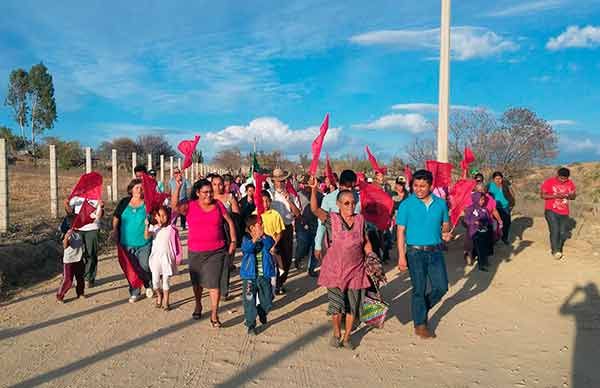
[[172, 177, 237, 327]]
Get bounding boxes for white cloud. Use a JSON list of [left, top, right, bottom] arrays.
[[559, 137, 600, 155], [486, 0, 564, 17], [549, 120, 576, 126], [546, 25, 600, 50], [352, 113, 430, 133], [391, 103, 484, 112], [205, 117, 342, 154], [350, 26, 519, 60]]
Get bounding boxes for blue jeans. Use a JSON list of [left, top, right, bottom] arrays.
[[124, 243, 152, 296], [242, 277, 273, 328], [407, 249, 449, 326], [295, 227, 317, 273]]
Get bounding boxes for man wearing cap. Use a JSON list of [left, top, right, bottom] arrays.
[[148, 169, 165, 192], [269, 168, 301, 294]]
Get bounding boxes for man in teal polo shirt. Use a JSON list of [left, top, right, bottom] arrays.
[[397, 169, 451, 339]]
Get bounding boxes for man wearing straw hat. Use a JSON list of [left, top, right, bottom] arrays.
[[269, 168, 300, 294]]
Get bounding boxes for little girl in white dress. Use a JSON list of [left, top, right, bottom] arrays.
[[145, 206, 181, 310]]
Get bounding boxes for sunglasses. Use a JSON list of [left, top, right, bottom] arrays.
[[341, 201, 356, 206]]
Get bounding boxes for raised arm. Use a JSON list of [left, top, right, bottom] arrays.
[[308, 177, 328, 222]]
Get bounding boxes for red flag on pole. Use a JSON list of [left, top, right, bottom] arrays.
[[68, 172, 103, 200], [141, 173, 169, 215], [365, 146, 387, 175], [404, 165, 413, 185], [308, 113, 329, 176], [426, 160, 453, 188], [358, 181, 394, 230], [460, 147, 476, 178], [117, 245, 145, 289], [285, 179, 299, 199], [253, 172, 268, 220], [71, 200, 97, 229], [449, 178, 477, 227], [177, 135, 200, 170], [325, 153, 337, 185]]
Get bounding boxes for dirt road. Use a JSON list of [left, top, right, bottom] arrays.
[[1, 216, 599, 387]]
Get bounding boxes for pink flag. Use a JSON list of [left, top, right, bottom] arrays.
[[253, 172, 268, 220], [365, 146, 387, 175], [68, 172, 103, 200], [177, 135, 200, 170], [325, 153, 337, 185], [449, 179, 477, 227], [358, 181, 394, 230], [426, 160, 453, 188], [309, 114, 329, 176], [141, 173, 169, 215], [71, 200, 96, 229], [460, 147, 476, 178], [404, 165, 413, 185]]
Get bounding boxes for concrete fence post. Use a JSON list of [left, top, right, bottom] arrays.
[[132, 152, 137, 178], [107, 185, 112, 203], [169, 156, 174, 178], [147, 153, 152, 170], [0, 139, 8, 233], [160, 154, 165, 183], [177, 158, 181, 170], [112, 149, 118, 202], [50, 144, 58, 218], [85, 147, 92, 173]]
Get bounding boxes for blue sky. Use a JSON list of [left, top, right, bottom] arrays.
[[1, 0, 600, 163]]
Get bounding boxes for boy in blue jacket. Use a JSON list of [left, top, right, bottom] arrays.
[[241, 215, 277, 335]]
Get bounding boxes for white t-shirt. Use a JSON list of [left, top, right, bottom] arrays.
[[63, 232, 84, 263], [269, 188, 300, 226], [69, 197, 101, 231]]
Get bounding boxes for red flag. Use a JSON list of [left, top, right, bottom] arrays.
[[285, 179, 298, 199], [426, 160, 453, 188], [404, 165, 413, 184], [358, 181, 394, 230], [253, 172, 268, 220], [117, 245, 145, 289], [365, 146, 387, 175], [449, 179, 477, 227], [71, 200, 96, 229], [357, 172, 366, 184], [309, 114, 329, 176], [68, 172, 103, 200], [141, 173, 169, 215], [325, 153, 337, 185], [177, 135, 200, 170], [460, 147, 476, 178]]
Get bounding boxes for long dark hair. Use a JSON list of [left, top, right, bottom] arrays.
[[190, 179, 212, 201]]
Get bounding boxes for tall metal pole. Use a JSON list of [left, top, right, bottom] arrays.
[[437, 0, 451, 163], [49, 145, 58, 218]]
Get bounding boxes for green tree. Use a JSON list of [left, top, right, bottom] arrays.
[[42, 136, 84, 169], [28, 63, 57, 147], [4, 68, 29, 138]]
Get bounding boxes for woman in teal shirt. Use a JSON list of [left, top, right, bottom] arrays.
[[488, 171, 515, 245], [112, 179, 153, 303]]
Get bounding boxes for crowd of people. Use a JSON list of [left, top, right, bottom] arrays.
[[57, 163, 577, 348]]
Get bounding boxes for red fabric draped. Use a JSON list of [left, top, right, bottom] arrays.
[[325, 154, 336, 185], [141, 173, 169, 215], [358, 181, 393, 231], [253, 172, 268, 220], [365, 146, 387, 175], [309, 113, 329, 176], [68, 172, 103, 200], [449, 178, 477, 227], [426, 160, 453, 188], [177, 135, 200, 170], [460, 147, 476, 178], [71, 200, 96, 229], [357, 172, 366, 184], [285, 179, 299, 198], [117, 245, 145, 289]]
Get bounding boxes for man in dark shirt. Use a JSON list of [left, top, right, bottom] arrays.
[[295, 176, 322, 276]]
